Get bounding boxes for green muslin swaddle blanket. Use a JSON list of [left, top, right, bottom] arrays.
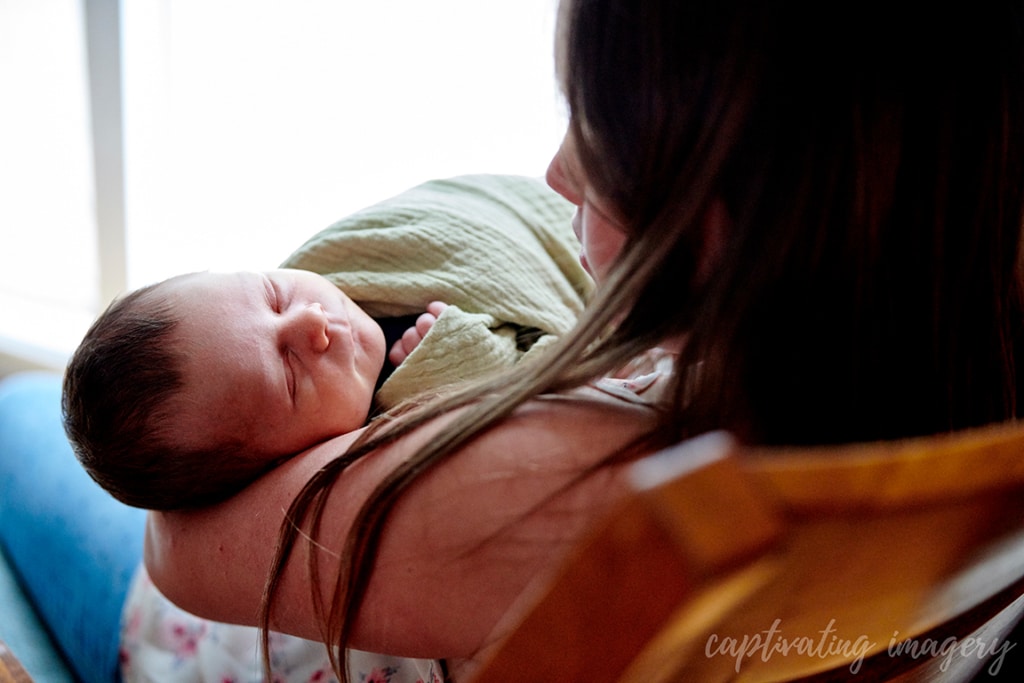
[[280, 174, 592, 409]]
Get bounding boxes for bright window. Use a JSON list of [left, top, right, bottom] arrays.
[[0, 0, 566, 367], [0, 0, 98, 364]]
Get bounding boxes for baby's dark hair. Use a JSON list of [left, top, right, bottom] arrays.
[[62, 279, 271, 510]]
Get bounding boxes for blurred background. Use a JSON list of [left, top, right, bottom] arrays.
[[0, 0, 566, 372]]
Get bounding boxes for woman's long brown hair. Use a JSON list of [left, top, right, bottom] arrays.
[[260, 1, 1024, 679]]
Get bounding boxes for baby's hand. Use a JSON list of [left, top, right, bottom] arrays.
[[389, 301, 449, 366]]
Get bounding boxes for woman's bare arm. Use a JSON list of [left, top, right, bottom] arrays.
[[144, 390, 656, 663]]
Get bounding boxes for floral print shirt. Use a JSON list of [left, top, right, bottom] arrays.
[[120, 567, 444, 683], [594, 347, 677, 405]]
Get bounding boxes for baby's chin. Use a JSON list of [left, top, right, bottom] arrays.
[[328, 400, 375, 436]]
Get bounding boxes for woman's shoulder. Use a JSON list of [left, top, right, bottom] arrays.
[[145, 388, 659, 660], [354, 390, 658, 658]]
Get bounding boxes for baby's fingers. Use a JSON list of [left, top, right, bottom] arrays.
[[389, 303, 448, 367], [389, 338, 411, 366], [415, 312, 438, 337], [389, 327, 422, 366], [426, 301, 449, 317]]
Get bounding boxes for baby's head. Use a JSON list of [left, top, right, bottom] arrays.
[[63, 269, 386, 510]]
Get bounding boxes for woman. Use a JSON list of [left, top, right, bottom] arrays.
[[145, 1, 1024, 681]]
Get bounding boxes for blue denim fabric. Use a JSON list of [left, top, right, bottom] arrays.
[[0, 372, 145, 683]]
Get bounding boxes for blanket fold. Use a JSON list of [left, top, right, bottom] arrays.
[[280, 174, 591, 408]]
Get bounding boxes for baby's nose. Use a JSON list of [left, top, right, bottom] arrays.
[[291, 302, 329, 353]]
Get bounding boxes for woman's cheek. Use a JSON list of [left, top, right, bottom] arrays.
[[581, 211, 628, 283]]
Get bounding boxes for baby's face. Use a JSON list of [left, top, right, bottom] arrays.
[[166, 269, 386, 459]]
